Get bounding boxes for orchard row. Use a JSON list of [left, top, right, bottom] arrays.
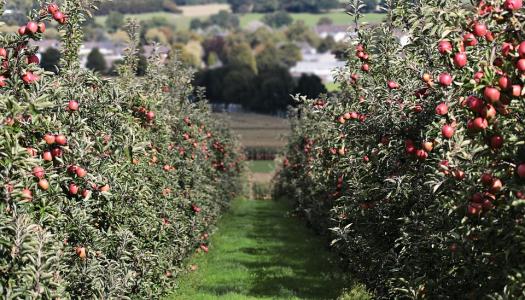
[[0, 1, 241, 298], [276, 0, 525, 298]]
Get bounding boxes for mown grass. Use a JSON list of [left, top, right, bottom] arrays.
[[248, 160, 276, 173], [167, 199, 370, 300], [239, 12, 384, 28]]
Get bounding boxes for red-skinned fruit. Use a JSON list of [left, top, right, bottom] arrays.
[[68, 100, 79, 111], [517, 164, 525, 178], [33, 166, 45, 179], [490, 135, 504, 149], [453, 52, 467, 68], [498, 77, 510, 90], [512, 85, 522, 97], [18, 26, 27, 36], [51, 147, 62, 157], [21, 188, 32, 201], [519, 41, 525, 58], [47, 3, 59, 14], [484, 87, 500, 103], [438, 40, 452, 54], [435, 103, 448, 115], [26, 21, 38, 34], [69, 183, 79, 195], [504, 0, 523, 10], [481, 173, 493, 186], [463, 33, 478, 47], [75, 167, 87, 178], [439, 73, 452, 86], [517, 59, 525, 72], [42, 151, 53, 161], [38, 179, 49, 191], [442, 125, 455, 139], [473, 23, 487, 37], [490, 179, 503, 193], [44, 134, 56, 145], [55, 134, 67, 146], [482, 104, 497, 119]]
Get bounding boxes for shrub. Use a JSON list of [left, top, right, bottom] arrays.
[[0, 1, 241, 298], [276, 0, 525, 298]]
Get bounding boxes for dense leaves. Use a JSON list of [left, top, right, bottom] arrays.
[[276, 0, 525, 298], [0, 1, 241, 298]]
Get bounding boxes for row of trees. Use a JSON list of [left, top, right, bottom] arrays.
[[277, 0, 525, 298], [1, 1, 241, 298]]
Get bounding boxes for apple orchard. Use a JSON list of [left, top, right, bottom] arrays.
[[276, 0, 525, 298], [0, 0, 242, 298]]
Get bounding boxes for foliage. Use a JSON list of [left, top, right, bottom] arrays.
[[105, 11, 125, 32], [0, 1, 241, 298], [85, 48, 107, 73], [276, 0, 525, 298], [262, 10, 293, 28], [40, 47, 61, 74], [294, 74, 327, 99]]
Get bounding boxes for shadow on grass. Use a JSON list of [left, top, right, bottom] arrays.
[[174, 199, 348, 299]]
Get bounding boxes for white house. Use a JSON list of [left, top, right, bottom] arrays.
[[290, 44, 345, 83]]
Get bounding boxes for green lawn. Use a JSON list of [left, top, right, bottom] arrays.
[[167, 198, 371, 299], [248, 160, 276, 173], [240, 12, 384, 28]]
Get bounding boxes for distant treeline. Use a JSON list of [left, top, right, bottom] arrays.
[[95, 0, 350, 15]]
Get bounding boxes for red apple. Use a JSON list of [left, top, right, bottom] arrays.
[[490, 135, 504, 149], [51, 147, 62, 157], [481, 173, 493, 186], [517, 164, 525, 178], [504, 0, 523, 10], [512, 85, 522, 97], [519, 41, 525, 58], [473, 23, 487, 37], [484, 87, 500, 103], [18, 26, 27, 36], [439, 73, 452, 86], [44, 134, 55, 145], [38, 179, 49, 191], [47, 3, 59, 14], [361, 64, 369, 72], [453, 52, 467, 68], [75, 167, 87, 178], [435, 102, 449, 115], [498, 77, 510, 90], [21, 188, 32, 201], [32, 166, 45, 179], [68, 100, 79, 111], [69, 183, 79, 195], [438, 40, 453, 54], [482, 104, 497, 119], [463, 33, 478, 47], [26, 21, 38, 34], [37, 22, 46, 33], [442, 124, 455, 139], [42, 151, 53, 161], [55, 134, 67, 146]]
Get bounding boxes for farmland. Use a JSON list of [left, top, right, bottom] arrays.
[[213, 112, 290, 149], [93, 5, 384, 30]]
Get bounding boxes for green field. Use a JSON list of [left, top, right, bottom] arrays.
[[248, 160, 276, 173], [94, 11, 384, 31], [240, 12, 384, 28], [168, 198, 370, 299]]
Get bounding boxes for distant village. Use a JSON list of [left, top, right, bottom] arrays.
[[31, 21, 355, 83]]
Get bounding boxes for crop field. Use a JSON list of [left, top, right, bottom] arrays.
[[214, 112, 290, 149]]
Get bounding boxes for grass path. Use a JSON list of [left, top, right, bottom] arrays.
[[167, 198, 362, 300]]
